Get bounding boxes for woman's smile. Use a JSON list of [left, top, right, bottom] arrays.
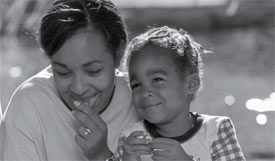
[[73, 94, 98, 108]]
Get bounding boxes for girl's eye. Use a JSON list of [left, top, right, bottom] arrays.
[[153, 77, 163, 82], [131, 83, 141, 89]]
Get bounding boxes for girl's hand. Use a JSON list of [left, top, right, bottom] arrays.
[[150, 138, 194, 161], [122, 131, 152, 161], [73, 104, 111, 160]]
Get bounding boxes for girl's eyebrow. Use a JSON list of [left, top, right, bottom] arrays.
[[146, 69, 167, 77], [129, 69, 167, 82], [129, 75, 136, 82]]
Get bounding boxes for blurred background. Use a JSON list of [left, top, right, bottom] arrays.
[[0, 0, 274, 160]]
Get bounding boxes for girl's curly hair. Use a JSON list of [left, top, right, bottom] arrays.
[[122, 26, 208, 78], [121, 26, 210, 100]]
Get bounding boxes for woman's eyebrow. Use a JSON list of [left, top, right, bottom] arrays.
[[82, 60, 102, 67], [52, 61, 68, 68]]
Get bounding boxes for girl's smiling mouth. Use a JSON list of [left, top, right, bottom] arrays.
[[142, 103, 161, 110]]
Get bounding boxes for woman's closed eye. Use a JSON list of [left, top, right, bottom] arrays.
[[54, 70, 72, 77], [86, 69, 101, 76]]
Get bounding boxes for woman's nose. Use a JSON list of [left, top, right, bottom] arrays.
[[70, 76, 88, 96]]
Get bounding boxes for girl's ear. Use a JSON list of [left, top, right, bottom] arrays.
[[186, 73, 200, 94], [115, 41, 126, 68]]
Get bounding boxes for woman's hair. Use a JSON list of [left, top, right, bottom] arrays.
[[39, 0, 127, 62], [123, 26, 206, 80]]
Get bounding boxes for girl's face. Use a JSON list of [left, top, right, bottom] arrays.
[[51, 31, 116, 113], [129, 45, 190, 125]]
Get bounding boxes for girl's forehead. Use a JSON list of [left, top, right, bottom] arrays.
[[131, 46, 176, 68], [135, 45, 176, 60], [131, 44, 187, 75]]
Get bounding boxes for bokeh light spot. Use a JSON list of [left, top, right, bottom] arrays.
[[256, 114, 267, 125], [8, 66, 22, 78], [246, 93, 275, 112], [270, 92, 275, 99], [246, 99, 262, 111], [225, 95, 235, 106]]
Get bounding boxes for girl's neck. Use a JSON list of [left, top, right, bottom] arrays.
[[155, 113, 194, 137]]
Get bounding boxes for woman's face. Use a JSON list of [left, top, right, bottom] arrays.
[[50, 31, 116, 113]]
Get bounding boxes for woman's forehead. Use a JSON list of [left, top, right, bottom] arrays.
[[50, 31, 113, 67], [59, 31, 108, 53]]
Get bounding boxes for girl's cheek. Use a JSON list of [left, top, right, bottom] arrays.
[[132, 94, 140, 107]]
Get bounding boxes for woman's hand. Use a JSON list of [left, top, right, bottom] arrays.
[[150, 138, 194, 161], [122, 131, 152, 161], [73, 104, 111, 161]]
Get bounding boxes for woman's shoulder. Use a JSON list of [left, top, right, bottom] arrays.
[[114, 70, 131, 96], [115, 69, 128, 85], [14, 66, 55, 96], [5, 66, 56, 113], [3, 66, 60, 126]]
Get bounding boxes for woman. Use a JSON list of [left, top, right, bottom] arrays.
[[1, 0, 139, 160]]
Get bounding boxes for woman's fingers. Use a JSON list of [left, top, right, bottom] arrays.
[[73, 104, 110, 159], [78, 126, 92, 138], [73, 110, 99, 133], [75, 134, 89, 150], [74, 104, 107, 131]]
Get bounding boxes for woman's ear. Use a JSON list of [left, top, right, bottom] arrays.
[[115, 41, 126, 68], [186, 73, 200, 94]]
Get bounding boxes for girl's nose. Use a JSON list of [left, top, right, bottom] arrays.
[[140, 90, 153, 100]]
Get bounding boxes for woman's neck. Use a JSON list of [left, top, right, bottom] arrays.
[[99, 84, 116, 114], [154, 113, 194, 137]]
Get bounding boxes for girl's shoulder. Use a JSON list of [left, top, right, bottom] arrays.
[[200, 113, 231, 127], [196, 113, 235, 144]]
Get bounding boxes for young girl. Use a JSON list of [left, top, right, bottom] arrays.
[[119, 26, 245, 161]]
